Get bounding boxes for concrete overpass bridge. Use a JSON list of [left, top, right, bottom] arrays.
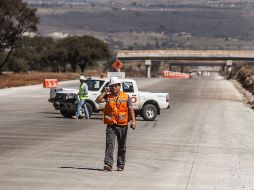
[[116, 50, 254, 77]]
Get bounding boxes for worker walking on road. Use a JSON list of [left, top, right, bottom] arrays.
[[95, 77, 136, 171], [73, 76, 89, 119]]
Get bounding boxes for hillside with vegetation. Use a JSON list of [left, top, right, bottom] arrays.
[[24, 0, 254, 50], [0, 0, 112, 76]]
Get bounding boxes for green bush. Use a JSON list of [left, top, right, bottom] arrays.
[[8, 58, 30, 72]]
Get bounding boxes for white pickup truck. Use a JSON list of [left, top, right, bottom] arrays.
[[49, 78, 170, 121]]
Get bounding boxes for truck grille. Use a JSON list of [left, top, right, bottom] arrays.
[[55, 93, 67, 100]]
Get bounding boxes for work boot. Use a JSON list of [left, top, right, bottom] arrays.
[[117, 167, 124, 171], [103, 164, 112, 171], [79, 113, 85, 117]]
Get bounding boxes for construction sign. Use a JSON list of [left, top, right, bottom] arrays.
[[107, 72, 125, 79], [112, 59, 124, 71]]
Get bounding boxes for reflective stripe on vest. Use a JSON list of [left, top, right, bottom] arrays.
[[79, 83, 88, 99], [103, 92, 129, 126]]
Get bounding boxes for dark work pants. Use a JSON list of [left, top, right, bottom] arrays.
[[104, 124, 128, 168]]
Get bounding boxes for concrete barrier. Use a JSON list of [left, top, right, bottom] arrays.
[[163, 71, 190, 79]]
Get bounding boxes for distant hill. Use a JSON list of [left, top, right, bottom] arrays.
[[24, 0, 254, 7], [25, 0, 254, 50], [39, 8, 254, 40]]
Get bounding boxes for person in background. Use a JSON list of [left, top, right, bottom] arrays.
[[72, 75, 89, 119], [95, 77, 136, 171]]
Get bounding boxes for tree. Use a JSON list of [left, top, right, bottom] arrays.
[[58, 36, 111, 72], [47, 42, 68, 72], [13, 47, 39, 70], [11, 36, 55, 72], [8, 56, 30, 72], [0, 0, 39, 73]]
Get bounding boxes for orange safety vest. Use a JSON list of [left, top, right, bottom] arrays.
[[103, 92, 129, 126]]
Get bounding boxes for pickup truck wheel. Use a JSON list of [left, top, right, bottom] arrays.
[[60, 110, 74, 118], [142, 104, 157, 121]]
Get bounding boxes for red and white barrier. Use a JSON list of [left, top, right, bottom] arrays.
[[43, 79, 58, 88], [163, 71, 190, 79]]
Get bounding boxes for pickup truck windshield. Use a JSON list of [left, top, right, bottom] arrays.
[[85, 79, 105, 91]]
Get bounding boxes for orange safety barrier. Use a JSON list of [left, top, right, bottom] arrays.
[[43, 79, 58, 88], [163, 71, 190, 79]]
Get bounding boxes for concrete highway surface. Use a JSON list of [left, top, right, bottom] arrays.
[[0, 74, 254, 190]]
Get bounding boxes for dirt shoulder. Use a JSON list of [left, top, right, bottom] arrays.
[[0, 71, 103, 89], [231, 79, 254, 109]]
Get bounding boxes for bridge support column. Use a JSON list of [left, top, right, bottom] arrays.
[[169, 64, 172, 71], [180, 65, 184, 73], [145, 60, 152, 78], [221, 65, 225, 72], [226, 60, 233, 72], [226, 60, 233, 76]]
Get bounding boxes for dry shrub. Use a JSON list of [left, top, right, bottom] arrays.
[[237, 64, 254, 94]]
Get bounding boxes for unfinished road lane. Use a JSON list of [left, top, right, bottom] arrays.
[[0, 76, 254, 190]]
